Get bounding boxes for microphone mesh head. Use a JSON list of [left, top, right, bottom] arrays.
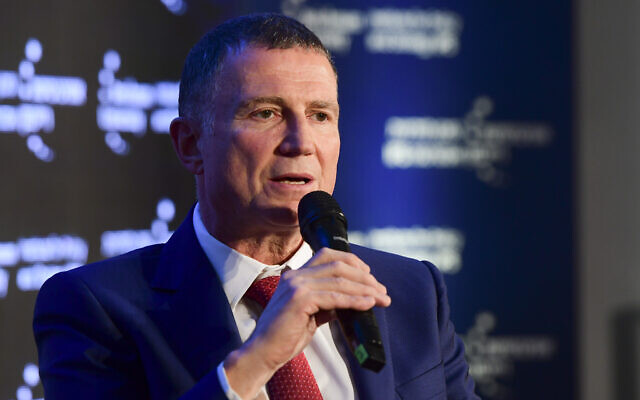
[[298, 191, 346, 230]]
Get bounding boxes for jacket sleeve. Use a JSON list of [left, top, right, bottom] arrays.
[[33, 271, 228, 400], [423, 261, 481, 400]]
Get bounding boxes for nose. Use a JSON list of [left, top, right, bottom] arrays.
[[277, 115, 315, 157]]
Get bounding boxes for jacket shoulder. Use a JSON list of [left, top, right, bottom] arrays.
[[56, 243, 164, 288], [350, 243, 441, 288]]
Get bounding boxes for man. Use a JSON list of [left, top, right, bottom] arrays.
[[33, 13, 478, 400]]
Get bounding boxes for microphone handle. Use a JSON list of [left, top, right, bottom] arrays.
[[303, 220, 386, 372]]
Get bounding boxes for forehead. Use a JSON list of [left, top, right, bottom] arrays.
[[215, 45, 338, 98]]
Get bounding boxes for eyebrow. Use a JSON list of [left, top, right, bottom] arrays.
[[308, 100, 340, 115], [235, 96, 286, 115], [235, 96, 339, 115]]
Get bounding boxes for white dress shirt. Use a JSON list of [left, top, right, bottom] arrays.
[[192, 203, 355, 400]]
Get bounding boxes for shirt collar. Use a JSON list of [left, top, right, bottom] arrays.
[[192, 203, 313, 310]]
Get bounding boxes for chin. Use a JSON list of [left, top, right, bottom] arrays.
[[262, 205, 300, 229]]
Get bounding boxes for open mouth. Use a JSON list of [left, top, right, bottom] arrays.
[[271, 175, 311, 185]]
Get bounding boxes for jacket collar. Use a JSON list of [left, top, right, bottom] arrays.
[[149, 205, 243, 379], [345, 245, 396, 400], [149, 208, 394, 396], [151, 205, 203, 291]]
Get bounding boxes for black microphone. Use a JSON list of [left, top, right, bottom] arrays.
[[298, 190, 385, 372]]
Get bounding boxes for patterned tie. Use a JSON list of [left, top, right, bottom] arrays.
[[244, 275, 324, 400]]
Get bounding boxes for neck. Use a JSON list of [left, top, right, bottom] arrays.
[[199, 203, 304, 265], [225, 233, 304, 265]]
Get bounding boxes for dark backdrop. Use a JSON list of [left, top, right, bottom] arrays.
[[0, 1, 573, 399]]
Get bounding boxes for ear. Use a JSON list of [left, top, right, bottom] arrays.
[[170, 117, 204, 175]]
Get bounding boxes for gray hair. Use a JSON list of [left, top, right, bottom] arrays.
[[178, 13, 336, 127]]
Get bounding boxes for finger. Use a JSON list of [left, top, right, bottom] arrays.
[[291, 261, 387, 294], [302, 276, 389, 303], [299, 291, 387, 315], [305, 248, 371, 273]]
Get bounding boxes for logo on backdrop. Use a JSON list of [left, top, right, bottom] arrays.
[[13, 363, 42, 400], [159, 0, 186, 16], [462, 311, 557, 399], [0, 38, 87, 162], [0, 198, 175, 298], [100, 198, 176, 257], [282, 1, 462, 58], [0, 235, 88, 297], [349, 226, 464, 274], [382, 96, 554, 186], [97, 50, 178, 155]]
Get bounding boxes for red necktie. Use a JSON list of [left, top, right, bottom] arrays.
[[244, 276, 324, 400]]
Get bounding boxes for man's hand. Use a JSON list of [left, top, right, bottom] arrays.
[[223, 248, 391, 399]]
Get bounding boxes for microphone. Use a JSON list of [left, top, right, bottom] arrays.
[[298, 190, 385, 372]]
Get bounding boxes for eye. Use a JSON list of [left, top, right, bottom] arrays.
[[253, 109, 275, 120], [312, 112, 329, 122]]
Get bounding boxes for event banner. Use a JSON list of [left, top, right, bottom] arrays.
[[0, 1, 573, 399]]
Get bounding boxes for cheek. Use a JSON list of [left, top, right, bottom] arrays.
[[326, 132, 340, 162], [229, 136, 270, 180], [320, 135, 341, 186]]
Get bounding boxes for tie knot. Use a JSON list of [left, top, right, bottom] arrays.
[[244, 275, 281, 308]]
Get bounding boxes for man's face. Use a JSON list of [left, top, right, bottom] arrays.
[[196, 45, 340, 235]]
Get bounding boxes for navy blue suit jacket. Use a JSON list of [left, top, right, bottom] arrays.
[[33, 209, 478, 399]]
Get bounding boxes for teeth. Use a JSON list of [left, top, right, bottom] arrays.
[[280, 179, 306, 185]]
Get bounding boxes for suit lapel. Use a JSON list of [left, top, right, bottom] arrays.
[[150, 206, 243, 380], [149, 209, 397, 397], [345, 246, 396, 400], [342, 305, 396, 400]]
